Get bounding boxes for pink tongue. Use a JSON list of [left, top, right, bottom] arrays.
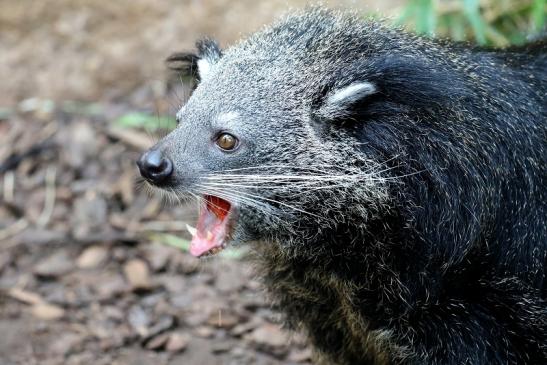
[[189, 235, 220, 257], [189, 205, 227, 257]]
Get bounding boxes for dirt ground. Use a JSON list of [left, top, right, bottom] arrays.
[[0, 1, 402, 364]]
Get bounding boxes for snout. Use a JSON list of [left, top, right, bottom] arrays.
[[137, 149, 173, 185]]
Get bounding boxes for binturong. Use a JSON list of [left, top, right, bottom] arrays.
[[137, 8, 547, 365]]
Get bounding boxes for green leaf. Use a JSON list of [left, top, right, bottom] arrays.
[[114, 112, 177, 132], [150, 233, 248, 260], [463, 0, 487, 45], [61, 101, 103, 116], [151, 233, 190, 251], [395, 1, 417, 26], [532, 0, 546, 31], [416, 0, 436, 36]]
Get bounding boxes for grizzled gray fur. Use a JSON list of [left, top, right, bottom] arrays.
[[142, 8, 546, 365]]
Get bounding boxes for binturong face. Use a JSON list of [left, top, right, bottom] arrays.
[[137, 38, 391, 257], [137, 11, 470, 257]]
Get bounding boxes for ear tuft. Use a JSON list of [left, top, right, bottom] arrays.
[[166, 39, 222, 82], [317, 82, 377, 119], [165, 52, 200, 78]]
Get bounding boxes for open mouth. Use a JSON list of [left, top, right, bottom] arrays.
[[186, 195, 234, 257]]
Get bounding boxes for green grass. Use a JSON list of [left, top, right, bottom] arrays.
[[398, 0, 546, 46]]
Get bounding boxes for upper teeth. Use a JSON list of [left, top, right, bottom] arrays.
[[206, 231, 213, 241], [186, 224, 197, 237]]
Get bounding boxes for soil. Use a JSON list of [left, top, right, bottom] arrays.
[[0, 1, 402, 364]]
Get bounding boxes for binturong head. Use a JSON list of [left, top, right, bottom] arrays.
[[137, 9, 472, 258]]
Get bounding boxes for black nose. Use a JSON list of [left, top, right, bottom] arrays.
[[137, 149, 173, 185]]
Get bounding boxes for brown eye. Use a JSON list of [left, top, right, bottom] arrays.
[[216, 133, 238, 151]]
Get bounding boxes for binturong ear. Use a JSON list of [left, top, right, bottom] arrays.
[[313, 55, 471, 124], [194, 38, 222, 80], [315, 81, 377, 120], [166, 38, 222, 83]]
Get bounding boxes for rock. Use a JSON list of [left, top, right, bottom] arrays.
[[173, 254, 199, 274], [165, 332, 190, 353], [144, 315, 176, 341], [144, 244, 173, 272], [123, 259, 152, 290], [194, 325, 214, 338], [168, 338, 222, 365], [184, 312, 210, 327], [157, 274, 186, 294], [99, 325, 134, 351], [128, 305, 150, 337], [140, 292, 164, 308], [0, 251, 12, 273], [211, 341, 232, 354], [112, 348, 167, 365], [111, 247, 129, 262], [129, 309, 175, 342], [288, 348, 313, 363], [103, 306, 124, 322], [207, 310, 239, 329], [247, 323, 289, 349], [95, 274, 128, 299], [170, 293, 192, 309], [31, 303, 65, 320], [215, 263, 246, 293], [231, 317, 262, 337], [50, 332, 84, 356], [7, 288, 44, 305], [76, 245, 108, 269], [34, 251, 74, 278], [145, 332, 169, 350], [15, 228, 67, 246], [64, 121, 98, 169], [71, 191, 108, 240]]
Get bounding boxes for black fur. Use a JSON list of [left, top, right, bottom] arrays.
[[160, 10, 546, 365], [263, 37, 547, 364]]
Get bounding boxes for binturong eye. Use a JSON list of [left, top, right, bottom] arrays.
[[216, 132, 238, 151]]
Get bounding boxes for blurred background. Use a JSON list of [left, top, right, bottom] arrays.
[[0, 1, 544, 364]]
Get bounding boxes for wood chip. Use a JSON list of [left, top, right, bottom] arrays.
[[123, 259, 152, 290], [145, 333, 169, 350], [76, 245, 108, 269], [165, 333, 190, 353], [7, 288, 44, 305], [31, 302, 65, 320], [288, 348, 313, 363], [247, 323, 288, 348]]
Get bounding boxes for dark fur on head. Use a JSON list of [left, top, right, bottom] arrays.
[[156, 8, 546, 365]]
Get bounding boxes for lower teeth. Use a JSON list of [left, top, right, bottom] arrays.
[[207, 247, 223, 255]]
